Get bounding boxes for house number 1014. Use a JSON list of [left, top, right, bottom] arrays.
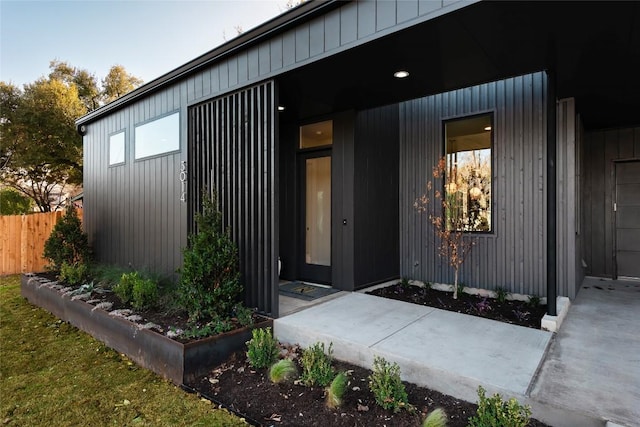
[[180, 161, 187, 202]]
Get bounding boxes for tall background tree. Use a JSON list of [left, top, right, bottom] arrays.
[[0, 61, 143, 212], [102, 65, 143, 104]]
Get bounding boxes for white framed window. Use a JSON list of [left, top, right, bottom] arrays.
[[134, 112, 180, 160], [109, 131, 125, 166]]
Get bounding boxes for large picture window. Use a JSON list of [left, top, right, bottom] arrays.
[[444, 113, 492, 232], [135, 112, 180, 160]]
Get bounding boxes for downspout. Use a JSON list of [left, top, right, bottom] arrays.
[[546, 69, 557, 316]]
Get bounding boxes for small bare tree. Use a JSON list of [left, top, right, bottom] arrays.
[[414, 157, 476, 299]]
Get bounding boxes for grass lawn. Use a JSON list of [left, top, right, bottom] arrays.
[[0, 274, 247, 427]]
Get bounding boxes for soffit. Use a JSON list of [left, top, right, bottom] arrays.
[[278, 1, 640, 130]]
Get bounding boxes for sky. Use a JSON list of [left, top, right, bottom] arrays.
[[0, 0, 292, 88]]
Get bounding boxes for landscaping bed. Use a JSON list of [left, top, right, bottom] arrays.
[[186, 346, 551, 427], [366, 282, 547, 329], [21, 272, 272, 385]]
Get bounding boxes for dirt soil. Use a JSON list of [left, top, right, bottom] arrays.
[[188, 345, 550, 427], [366, 283, 547, 330]]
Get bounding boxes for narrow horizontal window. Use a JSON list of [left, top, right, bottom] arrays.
[[299, 120, 333, 149], [444, 113, 493, 232], [135, 112, 180, 160], [109, 131, 125, 166]]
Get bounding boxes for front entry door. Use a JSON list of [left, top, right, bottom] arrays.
[[615, 161, 640, 279], [299, 151, 332, 284]]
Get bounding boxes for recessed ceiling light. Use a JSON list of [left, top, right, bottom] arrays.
[[278, 105, 285, 111], [484, 126, 492, 131], [394, 70, 409, 79]]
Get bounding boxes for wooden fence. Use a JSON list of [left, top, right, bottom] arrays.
[[0, 209, 83, 275]]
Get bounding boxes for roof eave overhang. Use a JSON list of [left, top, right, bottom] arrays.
[[76, 0, 343, 127]]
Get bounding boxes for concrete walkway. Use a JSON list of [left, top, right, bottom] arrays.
[[528, 277, 640, 427], [274, 278, 640, 427]]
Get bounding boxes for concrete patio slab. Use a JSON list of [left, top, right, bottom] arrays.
[[528, 278, 640, 427]]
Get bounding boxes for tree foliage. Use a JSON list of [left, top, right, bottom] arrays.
[[1, 61, 143, 211], [0, 78, 85, 211], [102, 65, 143, 104], [0, 188, 33, 215]]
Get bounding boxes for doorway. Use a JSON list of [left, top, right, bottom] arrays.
[[615, 160, 640, 279], [298, 120, 333, 284]]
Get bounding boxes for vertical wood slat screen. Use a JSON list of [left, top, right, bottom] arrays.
[[188, 81, 278, 317]]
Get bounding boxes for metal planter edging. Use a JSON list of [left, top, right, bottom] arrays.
[[20, 274, 273, 385]]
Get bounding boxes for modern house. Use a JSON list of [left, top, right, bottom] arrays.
[[76, 0, 640, 318]]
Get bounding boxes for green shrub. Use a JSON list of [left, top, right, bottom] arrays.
[[423, 408, 447, 427], [43, 204, 90, 270], [233, 304, 254, 328], [368, 355, 411, 413], [91, 264, 129, 289], [527, 294, 541, 308], [113, 273, 134, 303], [468, 386, 531, 427], [246, 327, 279, 369], [59, 262, 89, 286], [495, 287, 509, 303], [300, 341, 334, 387], [177, 190, 242, 323], [269, 359, 298, 384], [114, 271, 158, 309], [326, 371, 348, 409], [183, 317, 233, 339], [131, 275, 158, 309]]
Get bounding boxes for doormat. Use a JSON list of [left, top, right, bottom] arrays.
[[279, 281, 340, 301]]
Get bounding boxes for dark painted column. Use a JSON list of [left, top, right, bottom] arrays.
[[546, 70, 557, 316]]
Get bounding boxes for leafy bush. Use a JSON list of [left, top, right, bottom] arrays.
[[246, 327, 280, 369], [269, 359, 298, 384], [59, 262, 89, 286], [300, 341, 335, 387], [423, 407, 447, 427], [114, 271, 158, 309], [233, 304, 254, 328], [326, 371, 348, 409], [468, 386, 531, 427], [43, 204, 90, 270], [183, 316, 233, 339], [177, 190, 242, 323], [368, 355, 411, 413]]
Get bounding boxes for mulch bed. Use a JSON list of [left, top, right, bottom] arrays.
[[187, 345, 550, 427], [366, 282, 547, 330]]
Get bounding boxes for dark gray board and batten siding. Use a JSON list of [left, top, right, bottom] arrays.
[[83, 87, 186, 277], [399, 72, 580, 299], [82, 0, 472, 314], [188, 82, 278, 317], [582, 126, 640, 278]]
